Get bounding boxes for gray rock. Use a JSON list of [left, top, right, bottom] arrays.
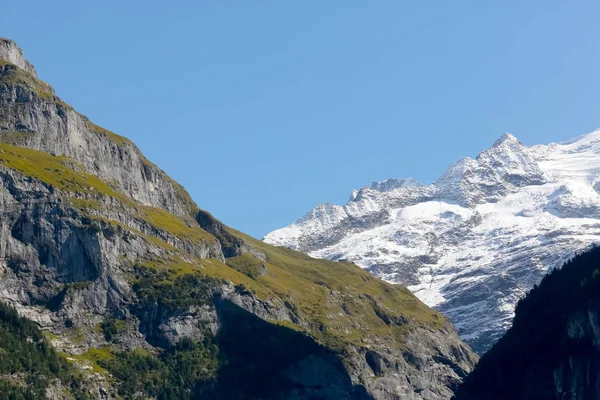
[[0, 38, 37, 77]]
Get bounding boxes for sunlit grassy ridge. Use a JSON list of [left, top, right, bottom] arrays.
[[0, 142, 216, 246], [0, 59, 71, 109], [225, 229, 446, 348]]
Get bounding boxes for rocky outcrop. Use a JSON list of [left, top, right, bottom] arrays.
[[352, 324, 475, 400], [0, 38, 36, 77], [0, 38, 477, 399]]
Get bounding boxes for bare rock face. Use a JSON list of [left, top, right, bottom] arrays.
[[0, 39, 477, 399], [352, 324, 476, 400], [0, 38, 37, 77]]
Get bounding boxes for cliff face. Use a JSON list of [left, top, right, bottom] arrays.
[[0, 38, 477, 399], [0, 60, 198, 218], [453, 247, 600, 400], [0, 38, 37, 76]]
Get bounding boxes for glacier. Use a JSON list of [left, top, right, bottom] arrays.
[[264, 131, 600, 353]]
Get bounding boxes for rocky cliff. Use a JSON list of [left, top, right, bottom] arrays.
[[265, 131, 600, 353], [0, 38, 477, 399], [453, 246, 600, 400]]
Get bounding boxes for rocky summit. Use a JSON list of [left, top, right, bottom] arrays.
[[0, 38, 477, 399], [265, 130, 600, 353]]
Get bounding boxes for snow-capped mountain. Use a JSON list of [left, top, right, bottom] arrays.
[[264, 131, 600, 353]]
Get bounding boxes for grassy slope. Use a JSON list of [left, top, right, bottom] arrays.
[[226, 229, 445, 348]]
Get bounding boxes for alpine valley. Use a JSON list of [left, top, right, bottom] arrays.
[[0, 39, 478, 399], [265, 128, 600, 353]]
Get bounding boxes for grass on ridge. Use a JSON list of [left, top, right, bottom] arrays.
[[0, 59, 71, 108], [0, 142, 216, 246]]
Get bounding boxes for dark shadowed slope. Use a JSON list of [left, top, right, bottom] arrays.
[[454, 246, 600, 400]]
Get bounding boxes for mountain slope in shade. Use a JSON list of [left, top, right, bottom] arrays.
[[453, 246, 600, 399], [0, 38, 477, 399], [264, 131, 600, 353]]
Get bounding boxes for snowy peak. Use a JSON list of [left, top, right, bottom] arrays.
[[478, 133, 544, 181], [480, 132, 528, 163], [492, 132, 520, 148], [265, 129, 600, 353], [434, 133, 546, 205], [0, 38, 37, 77]]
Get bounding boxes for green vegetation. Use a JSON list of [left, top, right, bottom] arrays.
[[195, 210, 245, 257], [0, 301, 88, 399], [454, 247, 600, 400], [98, 298, 357, 400], [140, 207, 215, 244], [0, 142, 124, 198], [0, 130, 447, 394], [64, 347, 113, 374], [209, 299, 354, 399], [100, 315, 128, 342], [98, 339, 219, 399], [0, 53, 200, 222], [0, 52, 200, 222], [225, 254, 266, 279], [132, 263, 218, 313]]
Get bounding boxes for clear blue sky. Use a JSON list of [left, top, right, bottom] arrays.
[[2, 1, 600, 238]]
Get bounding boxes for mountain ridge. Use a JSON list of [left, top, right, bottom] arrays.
[[265, 129, 600, 353], [0, 38, 477, 399]]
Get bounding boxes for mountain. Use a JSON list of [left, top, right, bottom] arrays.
[[0, 38, 477, 399], [264, 130, 600, 353], [453, 246, 600, 399]]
